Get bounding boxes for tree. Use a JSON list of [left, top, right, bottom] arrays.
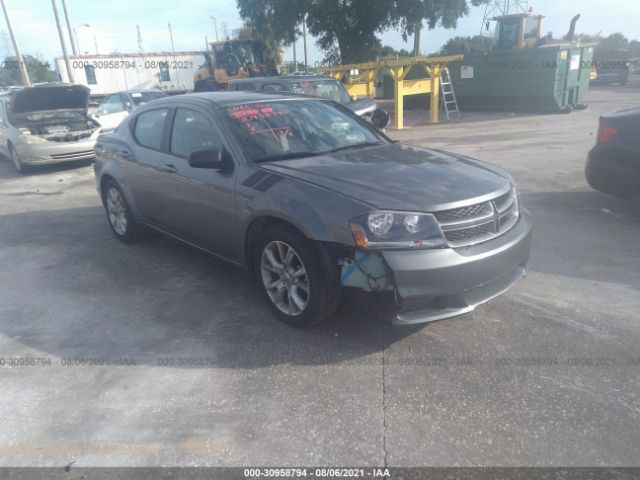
[[236, 0, 491, 65], [597, 33, 629, 52], [0, 55, 58, 87], [440, 35, 494, 55], [377, 44, 413, 60]]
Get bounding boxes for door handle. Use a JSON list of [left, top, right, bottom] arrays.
[[160, 163, 177, 173]]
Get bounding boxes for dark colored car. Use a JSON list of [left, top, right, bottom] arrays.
[[228, 75, 387, 126], [591, 50, 631, 86], [94, 92, 531, 327], [586, 107, 640, 199]]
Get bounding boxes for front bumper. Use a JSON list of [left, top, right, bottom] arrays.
[[15, 139, 96, 166], [382, 210, 532, 325]]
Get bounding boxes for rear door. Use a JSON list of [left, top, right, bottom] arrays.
[[0, 101, 9, 157], [147, 106, 238, 260], [125, 107, 171, 221]]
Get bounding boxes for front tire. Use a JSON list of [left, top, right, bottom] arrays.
[[9, 145, 28, 174], [255, 225, 341, 327], [103, 180, 141, 243]]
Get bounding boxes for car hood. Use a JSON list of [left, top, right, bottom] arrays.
[[10, 84, 90, 114], [259, 143, 511, 211], [345, 97, 377, 116]]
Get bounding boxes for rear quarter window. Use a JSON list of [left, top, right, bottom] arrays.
[[133, 108, 168, 150]]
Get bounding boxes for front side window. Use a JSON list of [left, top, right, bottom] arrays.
[[170, 109, 218, 158], [224, 100, 385, 162], [133, 108, 168, 150], [524, 17, 539, 39]]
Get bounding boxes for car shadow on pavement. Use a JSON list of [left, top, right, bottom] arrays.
[[0, 206, 422, 369], [520, 189, 640, 289], [0, 156, 93, 178]]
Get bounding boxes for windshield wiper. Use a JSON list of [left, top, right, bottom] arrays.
[[253, 151, 325, 163], [325, 141, 384, 154]]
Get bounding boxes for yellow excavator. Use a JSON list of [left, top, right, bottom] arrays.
[[193, 39, 277, 91]]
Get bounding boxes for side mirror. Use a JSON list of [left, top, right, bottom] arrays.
[[124, 102, 133, 111], [188, 147, 234, 173], [370, 108, 390, 130]]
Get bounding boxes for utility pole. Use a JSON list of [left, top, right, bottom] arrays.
[[137, 24, 143, 54], [168, 23, 178, 82], [302, 15, 308, 72], [292, 30, 297, 73], [72, 26, 79, 54], [211, 16, 218, 42], [51, 0, 74, 82], [205, 35, 208, 50], [60, 0, 77, 55], [0, 0, 30, 86], [413, 22, 421, 57]]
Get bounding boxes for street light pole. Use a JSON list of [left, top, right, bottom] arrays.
[[0, 0, 30, 86], [51, 0, 74, 82]]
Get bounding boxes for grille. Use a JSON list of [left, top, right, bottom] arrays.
[[435, 188, 519, 248], [435, 202, 490, 222], [50, 150, 95, 160], [444, 222, 495, 243]]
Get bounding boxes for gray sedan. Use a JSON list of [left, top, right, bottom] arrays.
[[94, 92, 532, 326]]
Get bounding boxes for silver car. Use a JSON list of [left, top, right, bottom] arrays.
[[0, 83, 100, 173], [94, 92, 532, 327], [91, 89, 167, 133]]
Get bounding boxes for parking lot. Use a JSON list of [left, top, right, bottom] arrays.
[[1, 85, 639, 467]]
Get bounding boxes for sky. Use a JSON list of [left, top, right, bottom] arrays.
[[2, 0, 639, 67]]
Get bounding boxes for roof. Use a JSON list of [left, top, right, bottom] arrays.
[[146, 91, 316, 109], [57, 51, 205, 61], [228, 75, 332, 85]]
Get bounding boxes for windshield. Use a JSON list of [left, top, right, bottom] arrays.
[[131, 91, 166, 106], [224, 100, 385, 163], [288, 79, 351, 105]]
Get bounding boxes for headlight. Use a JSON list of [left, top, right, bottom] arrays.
[[350, 210, 446, 250], [18, 128, 47, 144]]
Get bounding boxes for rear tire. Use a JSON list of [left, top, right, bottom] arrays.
[[254, 225, 341, 327], [103, 180, 142, 243]]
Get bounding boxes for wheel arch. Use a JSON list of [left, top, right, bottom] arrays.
[[243, 215, 311, 274]]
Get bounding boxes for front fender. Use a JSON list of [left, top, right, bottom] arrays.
[[237, 176, 369, 266]]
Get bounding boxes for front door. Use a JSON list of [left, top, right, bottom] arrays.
[[150, 107, 238, 261]]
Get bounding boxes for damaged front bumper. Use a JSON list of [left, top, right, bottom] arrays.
[[340, 210, 532, 325]]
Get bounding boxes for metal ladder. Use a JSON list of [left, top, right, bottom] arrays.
[[439, 67, 461, 120]]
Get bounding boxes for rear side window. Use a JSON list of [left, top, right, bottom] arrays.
[[133, 108, 168, 150], [263, 83, 285, 93], [170, 109, 219, 158], [235, 83, 256, 91]]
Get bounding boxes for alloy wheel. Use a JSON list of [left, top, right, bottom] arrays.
[[260, 240, 310, 316], [106, 187, 128, 236]]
